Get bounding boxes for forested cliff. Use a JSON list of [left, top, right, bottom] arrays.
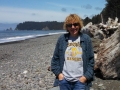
[[15, 21, 63, 30]]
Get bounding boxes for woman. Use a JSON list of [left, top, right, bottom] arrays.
[[51, 14, 94, 90]]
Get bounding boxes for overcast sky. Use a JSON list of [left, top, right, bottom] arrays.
[[0, 0, 107, 23]]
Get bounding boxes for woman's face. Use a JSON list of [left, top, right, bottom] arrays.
[[66, 22, 80, 37]]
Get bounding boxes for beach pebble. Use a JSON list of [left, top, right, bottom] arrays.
[[0, 34, 120, 90]]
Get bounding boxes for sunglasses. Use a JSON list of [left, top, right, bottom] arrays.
[[66, 23, 79, 27]]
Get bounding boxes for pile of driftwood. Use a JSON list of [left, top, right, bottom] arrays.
[[82, 17, 120, 79], [82, 17, 120, 40]]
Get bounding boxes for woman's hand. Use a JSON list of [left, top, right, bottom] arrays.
[[58, 73, 64, 80], [79, 76, 87, 83]]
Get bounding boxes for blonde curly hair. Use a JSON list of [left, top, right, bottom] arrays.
[[63, 14, 83, 31]]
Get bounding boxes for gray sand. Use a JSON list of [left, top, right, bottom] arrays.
[[0, 34, 120, 90]]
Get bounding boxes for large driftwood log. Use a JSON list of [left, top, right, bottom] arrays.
[[95, 26, 120, 79]]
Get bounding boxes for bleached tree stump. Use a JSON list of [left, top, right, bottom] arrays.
[[95, 26, 120, 79]]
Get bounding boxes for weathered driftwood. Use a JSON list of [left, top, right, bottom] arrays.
[[81, 17, 119, 40], [94, 26, 120, 79]]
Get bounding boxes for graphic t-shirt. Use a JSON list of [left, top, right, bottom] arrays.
[[62, 36, 83, 82]]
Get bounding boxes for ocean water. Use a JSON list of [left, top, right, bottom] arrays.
[[0, 30, 66, 44]]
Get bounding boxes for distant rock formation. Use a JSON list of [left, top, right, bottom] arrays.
[[42, 26, 49, 30], [15, 21, 63, 30]]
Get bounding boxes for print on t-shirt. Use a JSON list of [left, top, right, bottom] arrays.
[[66, 42, 82, 61]]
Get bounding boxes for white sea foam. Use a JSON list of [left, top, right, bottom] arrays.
[[0, 31, 66, 44]]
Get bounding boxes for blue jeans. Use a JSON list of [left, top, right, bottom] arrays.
[[59, 78, 85, 90]]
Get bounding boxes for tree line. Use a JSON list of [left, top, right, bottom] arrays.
[[16, 0, 120, 30], [84, 0, 120, 25], [15, 21, 63, 30]]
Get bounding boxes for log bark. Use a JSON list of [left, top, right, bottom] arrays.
[[95, 26, 120, 79]]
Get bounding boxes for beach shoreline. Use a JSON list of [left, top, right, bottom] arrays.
[[0, 34, 120, 90]]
